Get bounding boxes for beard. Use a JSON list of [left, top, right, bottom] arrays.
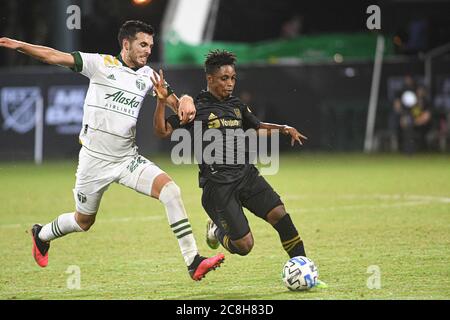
[[129, 52, 147, 68]]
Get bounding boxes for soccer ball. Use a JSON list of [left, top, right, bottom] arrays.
[[282, 256, 318, 291]]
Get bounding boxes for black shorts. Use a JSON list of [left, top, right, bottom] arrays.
[[201, 166, 283, 240]]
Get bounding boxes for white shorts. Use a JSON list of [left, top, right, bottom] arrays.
[[73, 147, 164, 215]]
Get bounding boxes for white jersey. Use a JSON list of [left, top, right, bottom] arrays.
[[72, 51, 156, 162]]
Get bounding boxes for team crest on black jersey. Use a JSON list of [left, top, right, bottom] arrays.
[[234, 108, 242, 119]]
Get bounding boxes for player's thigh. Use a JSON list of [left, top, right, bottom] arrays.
[[73, 188, 107, 216], [117, 154, 165, 197], [74, 148, 113, 215], [201, 181, 250, 241], [240, 174, 283, 220]]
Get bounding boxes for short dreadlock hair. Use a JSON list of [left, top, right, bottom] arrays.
[[204, 49, 237, 75]]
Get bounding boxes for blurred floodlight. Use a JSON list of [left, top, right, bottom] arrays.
[[401, 91, 417, 108], [344, 67, 356, 77], [334, 53, 344, 63], [132, 0, 152, 6]]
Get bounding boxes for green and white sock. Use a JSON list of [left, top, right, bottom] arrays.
[[38, 212, 84, 242], [159, 182, 198, 266]]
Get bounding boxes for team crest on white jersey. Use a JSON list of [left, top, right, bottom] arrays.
[[136, 78, 146, 91]]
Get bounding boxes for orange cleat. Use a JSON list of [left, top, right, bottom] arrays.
[[31, 224, 50, 267], [189, 253, 225, 281]]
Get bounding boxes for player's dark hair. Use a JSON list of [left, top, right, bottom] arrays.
[[118, 20, 154, 48], [204, 49, 237, 75]]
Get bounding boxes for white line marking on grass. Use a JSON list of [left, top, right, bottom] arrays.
[[292, 200, 431, 213], [284, 193, 450, 213], [0, 215, 164, 229], [335, 194, 450, 203], [284, 194, 450, 203], [2, 194, 448, 229]]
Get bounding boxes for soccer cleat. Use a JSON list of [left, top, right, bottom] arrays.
[[314, 279, 328, 289], [31, 224, 50, 267], [188, 253, 225, 281], [206, 219, 219, 249]]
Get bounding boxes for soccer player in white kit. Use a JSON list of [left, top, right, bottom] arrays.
[[0, 20, 224, 281]]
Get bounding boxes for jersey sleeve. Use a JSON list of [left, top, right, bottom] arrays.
[[70, 51, 103, 79], [242, 104, 261, 130], [166, 114, 196, 131], [166, 114, 181, 130]]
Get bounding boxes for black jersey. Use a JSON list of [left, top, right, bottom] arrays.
[[166, 90, 261, 186]]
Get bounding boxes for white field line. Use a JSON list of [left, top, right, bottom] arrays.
[[1, 194, 449, 229], [291, 200, 432, 214], [0, 215, 164, 229], [284, 194, 450, 203], [285, 194, 450, 213]]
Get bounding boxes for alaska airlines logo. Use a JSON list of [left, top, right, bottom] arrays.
[[104, 91, 140, 108]]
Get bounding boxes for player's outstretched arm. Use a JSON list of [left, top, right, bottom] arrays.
[[259, 122, 308, 146], [0, 37, 75, 68]]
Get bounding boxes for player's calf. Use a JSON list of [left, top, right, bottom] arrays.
[[38, 212, 85, 242], [31, 212, 90, 268], [268, 207, 306, 258]]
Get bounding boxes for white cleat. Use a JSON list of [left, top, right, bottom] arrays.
[[206, 219, 219, 249]]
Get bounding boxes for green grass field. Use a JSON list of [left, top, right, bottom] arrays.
[[0, 153, 449, 300]]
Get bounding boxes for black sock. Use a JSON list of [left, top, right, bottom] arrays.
[[273, 214, 306, 258], [214, 228, 239, 254]]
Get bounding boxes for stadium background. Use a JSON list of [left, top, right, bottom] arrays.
[[0, 0, 449, 301], [1, 0, 450, 160]]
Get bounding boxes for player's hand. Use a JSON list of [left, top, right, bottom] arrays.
[[282, 125, 308, 146], [0, 37, 21, 50], [178, 95, 196, 124], [150, 69, 170, 100]]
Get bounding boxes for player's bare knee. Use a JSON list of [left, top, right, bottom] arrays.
[[234, 233, 254, 256], [75, 211, 96, 231], [236, 242, 253, 256], [266, 205, 287, 226]]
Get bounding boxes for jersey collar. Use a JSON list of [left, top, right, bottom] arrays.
[[197, 90, 234, 103], [116, 54, 139, 72]]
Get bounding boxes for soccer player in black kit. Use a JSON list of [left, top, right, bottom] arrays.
[[152, 50, 326, 288]]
